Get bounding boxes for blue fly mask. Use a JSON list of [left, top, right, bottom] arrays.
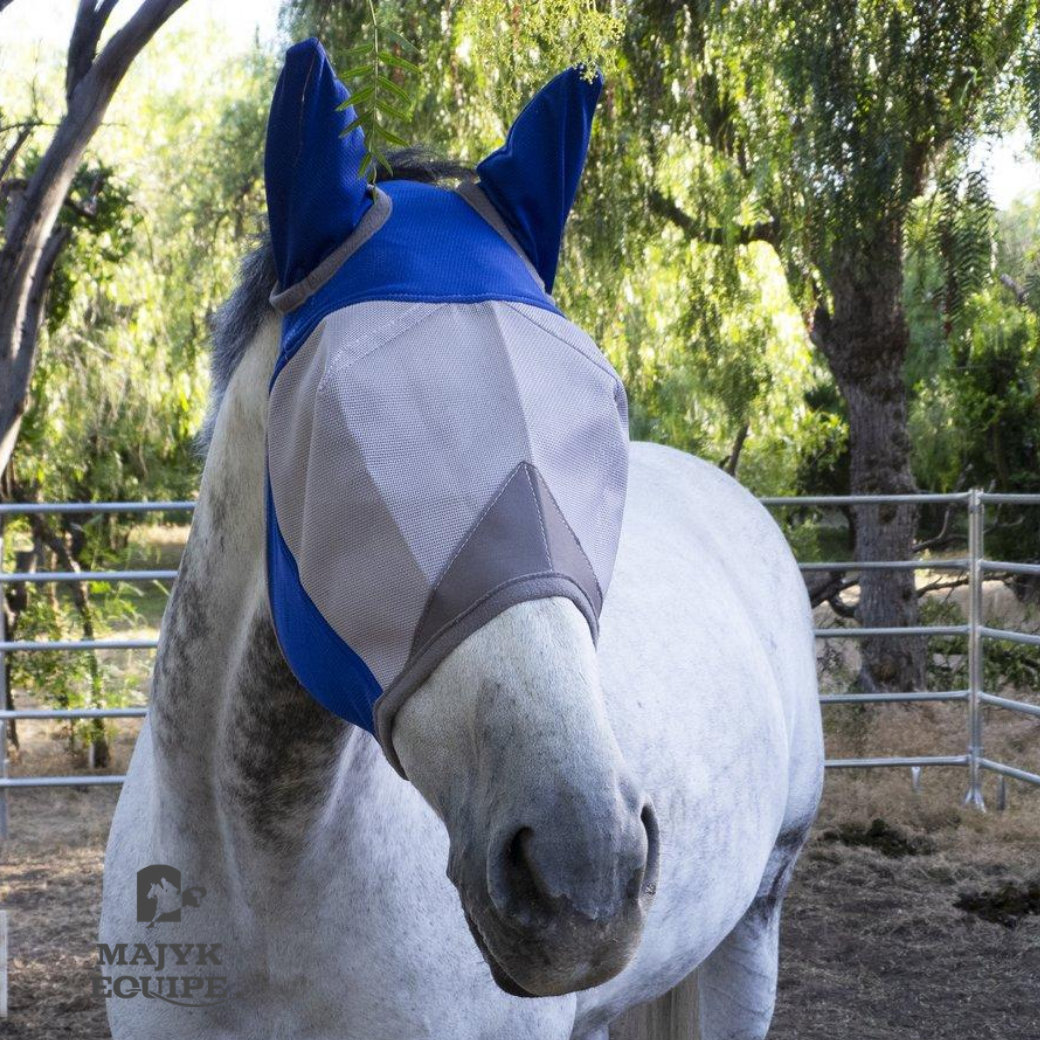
[[265, 39, 629, 774]]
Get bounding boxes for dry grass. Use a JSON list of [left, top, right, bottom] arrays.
[[772, 770, 1040, 1040]]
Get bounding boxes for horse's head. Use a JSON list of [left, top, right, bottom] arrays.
[[394, 597, 659, 998], [260, 39, 656, 997]]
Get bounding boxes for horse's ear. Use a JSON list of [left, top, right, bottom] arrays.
[[476, 67, 602, 292], [265, 38, 369, 292]]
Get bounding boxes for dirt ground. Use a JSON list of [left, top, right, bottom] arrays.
[[1, 716, 1038, 1040]]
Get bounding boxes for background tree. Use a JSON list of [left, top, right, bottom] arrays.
[[7, 0, 1040, 770], [282, 0, 829, 496], [637, 0, 1036, 692], [0, 13, 269, 765], [0, 0, 191, 476]]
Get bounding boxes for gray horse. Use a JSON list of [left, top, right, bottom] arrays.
[[100, 149, 822, 1040]]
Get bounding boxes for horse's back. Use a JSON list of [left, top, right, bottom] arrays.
[[600, 439, 818, 762]]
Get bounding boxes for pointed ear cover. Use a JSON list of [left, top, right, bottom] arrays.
[[265, 38, 370, 291], [476, 67, 602, 292]]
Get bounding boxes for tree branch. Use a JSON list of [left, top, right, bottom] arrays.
[[916, 575, 970, 596], [21, 226, 70, 358], [3, 0, 188, 265], [0, 124, 35, 184], [62, 170, 107, 221], [913, 499, 959, 553], [722, 422, 749, 476], [1000, 273, 1029, 307], [809, 302, 833, 352], [0, 0, 190, 474], [0, 120, 44, 135], [649, 190, 778, 247], [804, 570, 858, 608], [67, 0, 121, 103], [828, 592, 858, 619]]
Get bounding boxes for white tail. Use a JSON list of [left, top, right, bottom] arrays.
[[610, 974, 700, 1040]]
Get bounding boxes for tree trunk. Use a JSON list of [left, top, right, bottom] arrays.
[[814, 227, 926, 693]]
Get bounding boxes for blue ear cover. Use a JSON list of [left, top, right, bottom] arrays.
[[476, 67, 602, 292], [265, 38, 371, 291]]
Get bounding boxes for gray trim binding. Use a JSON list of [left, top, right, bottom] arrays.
[[455, 180, 547, 292], [268, 187, 393, 313]]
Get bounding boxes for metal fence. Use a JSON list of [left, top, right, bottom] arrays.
[[1, 491, 1039, 838]]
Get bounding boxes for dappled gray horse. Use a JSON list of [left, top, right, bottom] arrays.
[[101, 40, 822, 1040]]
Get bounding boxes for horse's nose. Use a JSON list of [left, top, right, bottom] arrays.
[[488, 795, 659, 927]]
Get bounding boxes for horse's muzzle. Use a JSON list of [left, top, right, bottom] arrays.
[[461, 791, 660, 997]]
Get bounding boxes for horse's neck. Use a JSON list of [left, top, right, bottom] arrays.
[[148, 318, 355, 858]]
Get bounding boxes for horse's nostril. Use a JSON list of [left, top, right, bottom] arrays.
[[501, 827, 550, 916], [485, 826, 554, 925], [490, 799, 660, 925], [638, 801, 661, 898]]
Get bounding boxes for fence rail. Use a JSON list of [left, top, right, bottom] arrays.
[[2, 491, 1039, 838], [0, 501, 194, 838]]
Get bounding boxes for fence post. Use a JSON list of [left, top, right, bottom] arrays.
[[964, 488, 986, 810], [0, 909, 7, 1019], [0, 514, 7, 841]]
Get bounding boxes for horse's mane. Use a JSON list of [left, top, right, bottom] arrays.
[[202, 149, 475, 450]]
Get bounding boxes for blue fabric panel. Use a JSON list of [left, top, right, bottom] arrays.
[[266, 482, 382, 734], [476, 67, 602, 292], [265, 38, 371, 291], [275, 179, 560, 372]]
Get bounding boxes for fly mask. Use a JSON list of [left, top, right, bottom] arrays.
[[264, 39, 629, 773]]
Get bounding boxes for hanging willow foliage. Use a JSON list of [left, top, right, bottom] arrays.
[[336, 0, 423, 181], [456, 0, 623, 107], [934, 167, 997, 336]]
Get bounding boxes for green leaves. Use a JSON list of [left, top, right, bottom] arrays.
[[933, 168, 996, 336], [335, 6, 422, 182], [456, 0, 623, 109]]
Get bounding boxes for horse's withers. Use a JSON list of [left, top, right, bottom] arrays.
[[394, 596, 659, 997]]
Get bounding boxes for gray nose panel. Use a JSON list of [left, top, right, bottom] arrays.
[[410, 461, 602, 658]]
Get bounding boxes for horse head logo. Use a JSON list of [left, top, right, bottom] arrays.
[[136, 864, 208, 929]]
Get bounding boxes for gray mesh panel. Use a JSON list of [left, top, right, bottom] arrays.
[[498, 302, 628, 587], [326, 303, 534, 580]]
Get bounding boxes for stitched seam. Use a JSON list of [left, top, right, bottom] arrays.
[[412, 466, 527, 641], [532, 469, 604, 604], [502, 300, 618, 380], [270, 188, 392, 313], [316, 302, 440, 393], [281, 292, 561, 366], [410, 572, 593, 663], [523, 464, 553, 570], [454, 182, 545, 291], [341, 291, 554, 304]]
